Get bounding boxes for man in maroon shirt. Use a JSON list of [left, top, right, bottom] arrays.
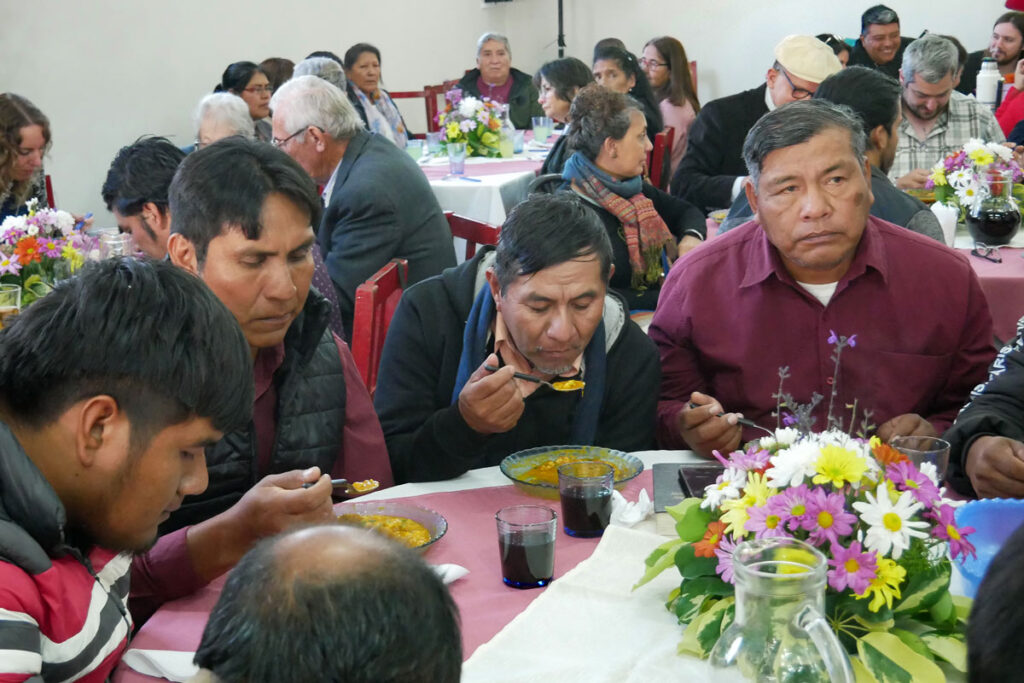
[[651, 99, 994, 458]]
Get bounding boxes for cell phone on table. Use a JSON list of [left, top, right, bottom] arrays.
[[677, 463, 725, 498]]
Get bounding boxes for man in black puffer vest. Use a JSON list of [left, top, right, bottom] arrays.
[[133, 139, 393, 605]]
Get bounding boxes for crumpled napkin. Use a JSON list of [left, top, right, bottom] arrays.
[[432, 563, 470, 584], [120, 649, 198, 682], [609, 489, 653, 527]]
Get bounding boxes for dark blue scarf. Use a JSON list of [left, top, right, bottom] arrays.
[[561, 151, 643, 198], [450, 285, 607, 444]]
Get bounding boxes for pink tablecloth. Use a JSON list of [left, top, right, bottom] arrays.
[[113, 472, 653, 682]]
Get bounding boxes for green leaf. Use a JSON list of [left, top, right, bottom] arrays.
[[889, 628, 933, 661], [678, 597, 733, 658], [679, 575, 733, 598], [892, 563, 949, 616], [665, 496, 701, 523], [856, 632, 946, 683], [920, 633, 967, 672], [674, 543, 719, 579], [674, 590, 713, 623], [927, 590, 954, 625], [673, 501, 712, 542], [951, 594, 973, 623], [850, 656, 878, 683], [633, 538, 685, 590]]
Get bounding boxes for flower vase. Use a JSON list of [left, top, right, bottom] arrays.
[[966, 168, 1021, 246]]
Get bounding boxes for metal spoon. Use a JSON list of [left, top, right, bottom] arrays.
[[302, 478, 380, 495], [484, 364, 585, 392], [687, 401, 775, 438]]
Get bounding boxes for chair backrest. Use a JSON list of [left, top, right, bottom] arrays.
[[527, 173, 564, 196], [44, 174, 55, 207], [445, 211, 501, 260], [350, 258, 409, 396], [689, 60, 698, 93], [649, 126, 675, 191]]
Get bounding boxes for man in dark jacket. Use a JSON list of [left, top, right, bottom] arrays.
[[455, 32, 543, 129], [374, 194, 660, 482], [847, 4, 915, 80], [669, 35, 841, 213], [958, 11, 1024, 95]]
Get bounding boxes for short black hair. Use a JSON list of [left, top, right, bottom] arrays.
[[495, 193, 613, 293], [814, 66, 901, 144], [0, 258, 252, 443], [968, 521, 1024, 681], [343, 43, 381, 70], [533, 57, 594, 105], [214, 61, 265, 94], [195, 526, 462, 683], [102, 136, 186, 216], [816, 33, 851, 58], [861, 4, 899, 33], [168, 136, 322, 264]]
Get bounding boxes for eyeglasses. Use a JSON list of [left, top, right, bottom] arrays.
[[639, 58, 668, 69], [971, 242, 1002, 263], [778, 67, 814, 100], [244, 85, 273, 95], [271, 127, 308, 148]]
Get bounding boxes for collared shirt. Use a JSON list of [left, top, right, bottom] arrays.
[[650, 217, 995, 448], [321, 157, 345, 207], [493, 310, 583, 398], [890, 91, 1005, 180]]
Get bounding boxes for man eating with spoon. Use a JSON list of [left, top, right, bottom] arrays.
[[374, 194, 660, 482]]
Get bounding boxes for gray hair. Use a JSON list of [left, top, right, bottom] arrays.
[[901, 35, 959, 85], [477, 32, 511, 58], [564, 83, 645, 161], [742, 99, 867, 188], [270, 74, 363, 141], [193, 93, 255, 139], [292, 57, 348, 94]]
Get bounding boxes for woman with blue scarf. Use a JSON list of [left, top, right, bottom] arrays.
[[344, 43, 409, 148], [561, 84, 706, 310]]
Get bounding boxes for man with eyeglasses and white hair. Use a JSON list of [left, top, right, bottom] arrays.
[[669, 35, 842, 214], [890, 34, 1004, 189], [269, 75, 454, 340], [453, 32, 543, 129]]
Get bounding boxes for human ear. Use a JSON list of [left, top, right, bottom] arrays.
[[167, 233, 199, 275], [75, 395, 122, 469], [744, 178, 760, 220], [485, 268, 502, 309]]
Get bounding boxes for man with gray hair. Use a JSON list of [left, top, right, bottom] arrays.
[[892, 34, 1004, 189], [270, 75, 454, 339], [292, 56, 348, 93], [651, 99, 994, 458], [454, 32, 542, 129]]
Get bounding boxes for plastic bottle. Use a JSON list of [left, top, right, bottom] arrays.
[[499, 106, 515, 158], [977, 58, 1000, 110]]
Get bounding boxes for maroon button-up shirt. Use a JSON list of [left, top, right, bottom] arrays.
[[650, 217, 996, 448]]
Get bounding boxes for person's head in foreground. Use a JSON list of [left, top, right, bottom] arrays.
[[101, 136, 186, 259], [192, 524, 462, 683], [193, 93, 256, 150], [167, 136, 322, 356], [766, 35, 844, 108], [968, 521, 1024, 681], [814, 66, 902, 174], [860, 4, 902, 66], [487, 193, 613, 376], [742, 99, 873, 285], [534, 57, 594, 123], [899, 34, 959, 123], [0, 258, 252, 552], [269, 75, 364, 185]]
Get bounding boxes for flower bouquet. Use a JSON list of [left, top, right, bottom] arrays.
[[0, 198, 87, 307], [636, 333, 974, 682], [926, 138, 1023, 216], [437, 88, 502, 158]]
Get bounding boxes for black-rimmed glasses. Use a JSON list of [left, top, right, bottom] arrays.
[[971, 242, 1002, 263], [778, 68, 814, 100], [271, 128, 307, 148]]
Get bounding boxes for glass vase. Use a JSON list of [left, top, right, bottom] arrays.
[[965, 168, 1020, 246]]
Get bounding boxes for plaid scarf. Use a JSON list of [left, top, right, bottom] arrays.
[[562, 152, 674, 290]]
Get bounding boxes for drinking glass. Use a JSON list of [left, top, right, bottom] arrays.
[[100, 232, 135, 259], [426, 131, 443, 154], [448, 141, 467, 176], [0, 284, 21, 330], [513, 129, 525, 154], [532, 116, 553, 144], [405, 138, 424, 160], [891, 436, 951, 482], [496, 505, 556, 588], [558, 462, 613, 537]]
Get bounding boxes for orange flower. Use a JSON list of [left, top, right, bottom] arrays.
[[14, 237, 41, 265], [693, 520, 727, 558], [872, 440, 909, 467], [488, 117, 501, 130]]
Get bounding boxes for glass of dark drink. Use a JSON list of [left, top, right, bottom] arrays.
[[557, 461, 613, 538], [495, 505, 556, 589]]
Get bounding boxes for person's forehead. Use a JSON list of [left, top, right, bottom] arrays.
[[356, 51, 379, 64], [866, 22, 899, 34], [760, 128, 857, 175], [481, 41, 507, 53], [908, 75, 953, 94], [594, 60, 621, 73], [509, 257, 604, 294], [249, 72, 269, 85], [995, 22, 1023, 40]]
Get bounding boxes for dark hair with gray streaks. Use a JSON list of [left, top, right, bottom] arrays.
[[742, 99, 867, 188], [901, 34, 959, 85]]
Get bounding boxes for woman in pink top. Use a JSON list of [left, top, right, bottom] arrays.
[[642, 37, 700, 176]]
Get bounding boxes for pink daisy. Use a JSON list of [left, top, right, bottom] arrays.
[[773, 484, 813, 532], [827, 541, 878, 594], [0, 255, 21, 276], [40, 237, 63, 258], [887, 461, 941, 507], [929, 504, 976, 561], [803, 487, 857, 547], [745, 500, 790, 539], [715, 535, 738, 584]]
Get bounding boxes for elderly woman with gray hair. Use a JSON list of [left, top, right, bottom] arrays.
[[293, 57, 348, 93], [192, 93, 255, 151], [454, 32, 543, 129], [560, 84, 704, 310]]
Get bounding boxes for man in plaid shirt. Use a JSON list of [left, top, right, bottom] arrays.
[[891, 34, 1004, 189]]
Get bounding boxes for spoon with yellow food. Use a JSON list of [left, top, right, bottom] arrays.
[[302, 478, 380, 496], [484, 364, 585, 392]]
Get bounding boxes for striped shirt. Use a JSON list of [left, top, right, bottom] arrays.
[[889, 90, 1005, 181]]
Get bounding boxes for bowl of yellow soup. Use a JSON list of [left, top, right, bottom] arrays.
[[500, 445, 643, 499], [337, 501, 447, 552]]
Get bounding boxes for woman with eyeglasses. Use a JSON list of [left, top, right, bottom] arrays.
[[533, 57, 594, 175], [642, 37, 701, 176], [817, 34, 852, 67], [343, 43, 408, 148], [215, 61, 272, 142], [592, 46, 663, 144]]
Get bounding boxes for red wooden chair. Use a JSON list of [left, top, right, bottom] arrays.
[[445, 211, 501, 260], [44, 174, 55, 207], [350, 258, 409, 396], [648, 127, 675, 191], [391, 79, 461, 133], [689, 60, 698, 92]]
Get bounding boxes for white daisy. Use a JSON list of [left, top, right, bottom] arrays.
[[458, 97, 482, 118], [962, 138, 985, 156], [701, 467, 746, 510], [918, 461, 940, 486], [956, 181, 988, 211], [991, 142, 1013, 162], [765, 440, 819, 488], [947, 168, 973, 190], [852, 483, 930, 559]]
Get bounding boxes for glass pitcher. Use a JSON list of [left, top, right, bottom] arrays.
[[709, 537, 854, 683], [965, 168, 1021, 246]]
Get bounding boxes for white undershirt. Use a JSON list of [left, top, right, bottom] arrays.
[[796, 280, 838, 306]]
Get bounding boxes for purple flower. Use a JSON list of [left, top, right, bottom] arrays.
[[459, 119, 475, 133], [773, 484, 813, 532], [782, 414, 798, 427], [728, 445, 771, 472], [746, 501, 790, 539], [827, 541, 878, 594], [40, 237, 63, 258], [827, 329, 838, 344], [886, 461, 941, 507], [445, 87, 462, 105], [715, 535, 738, 584], [0, 254, 21, 276], [929, 504, 977, 561], [803, 486, 857, 547], [847, 334, 857, 347]]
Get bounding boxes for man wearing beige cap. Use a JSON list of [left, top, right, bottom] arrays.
[[670, 35, 842, 213]]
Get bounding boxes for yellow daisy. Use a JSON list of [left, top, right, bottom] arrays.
[[855, 558, 906, 612], [812, 445, 868, 489]]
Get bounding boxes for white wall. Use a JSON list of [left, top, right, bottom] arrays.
[[0, 0, 1004, 221]]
